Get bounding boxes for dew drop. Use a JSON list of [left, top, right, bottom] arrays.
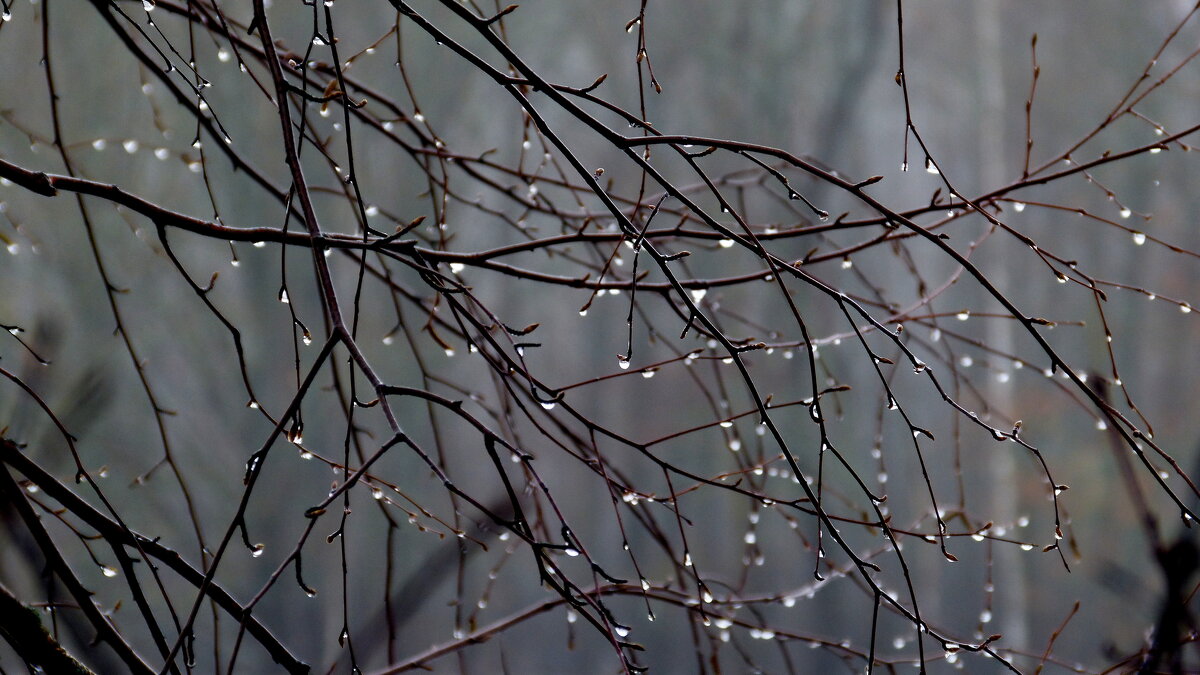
[[413, 112, 426, 123], [1013, 202, 1026, 212], [956, 310, 970, 321], [1181, 304, 1193, 314], [92, 139, 107, 151], [718, 238, 734, 248], [279, 289, 290, 304], [690, 288, 707, 302], [841, 258, 853, 269], [122, 139, 139, 154], [449, 262, 465, 273], [142, 0, 154, 10], [101, 565, 119, 578], [372, 487, 384, 500], [251, 543, 265, 557], [617, 355, 631, 370], [1119, 208, 1132, 219]]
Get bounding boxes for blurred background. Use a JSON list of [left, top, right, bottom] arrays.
[[2, 1, 1200, 672]]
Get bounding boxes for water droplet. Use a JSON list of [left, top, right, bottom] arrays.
[[925, 159, 940, 174], [1150, 147, 1162, 154], [122, 139, 139, 154], [371, 487, 384, 500], [1020, 543, 1034, 551], [1013, 202, 1026, 212], [956, 310, 970, 321], [900, 162, 909, 172], [913, 360, 927, 373], [1182, 304, 1193, 314], [684, 553, 693, 567], [188, 161, 202, 173], [413, 112, 426, 123], [1119, 208, 1132, 219], [449, 262, 465, 273], [614, 624, 631, 638], [279, 289, 289, 304], [444, 348, 455, 357], [718, 238, 734, 248], [690, 288, 707, 302], [101, 565, 119, 577], [92, 139, 106, 150], [142, 0, 154, 10], [617, 355, 631, 370], [1096, 419, 1108, 430], [841, 258, 853, 269], [959, 355, 973, 368], [251, 543, 265, 557]]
